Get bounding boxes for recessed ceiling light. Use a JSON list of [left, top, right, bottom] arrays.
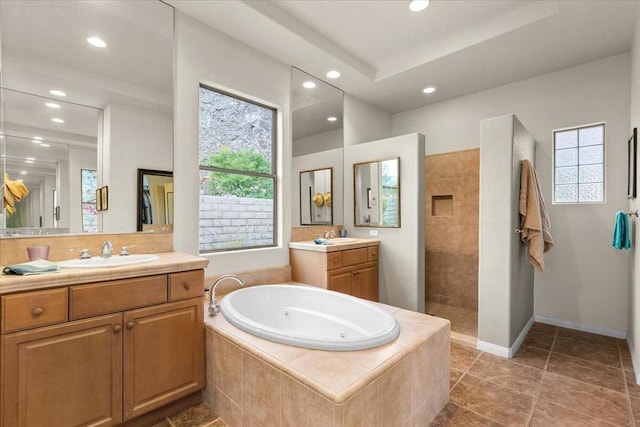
[[87, 36, 107, 48], [40, 143, 50, 147], [33, 136, 43, 141], [45, 102, 61, 109], [51, 118, 64, 124], [26, 157, 35, 161], [326, 70, 341, 79], [302, 81, 316, 89], [32, 139, 42, 144], [409, 0, 430, 12], [19, 171, 27, 175], [422, 86, 436, 94], [25, 160, 34, 164], [49, 89, 66, 97], [327, 116, 338, 122]]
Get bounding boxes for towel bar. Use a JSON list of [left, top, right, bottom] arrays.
[[515, 228, 523, 234], [627, 209, 639, 217]]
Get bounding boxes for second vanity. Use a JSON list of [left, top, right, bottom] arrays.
[[0, 252, 208, 427], [289, 238, 380, 301]]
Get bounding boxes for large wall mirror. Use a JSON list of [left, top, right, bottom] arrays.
[[291, 67, 344, 227], [0, 0, 174, 236], [354, 158, 400, 228], [299, 167, 332, 225]]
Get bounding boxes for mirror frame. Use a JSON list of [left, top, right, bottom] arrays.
[[136, 168, 173, 232], [299, 167, 333, 226], [353, 157, 401, 228]]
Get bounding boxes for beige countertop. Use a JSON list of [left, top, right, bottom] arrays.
[[288, 238, 379, 253], [0, 252, 209, 295]]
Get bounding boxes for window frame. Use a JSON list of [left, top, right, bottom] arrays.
[[552, 122, 606, 205], [198, 83, 278, 253]]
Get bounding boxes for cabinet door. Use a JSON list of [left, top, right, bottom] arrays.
[[2, 314, 123, 427], [327, 268, 354, 295], [123, 298, 204, 421], [353, 262, 379, 302]]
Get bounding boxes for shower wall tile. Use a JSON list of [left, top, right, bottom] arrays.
[[425, 149, 479, 311]]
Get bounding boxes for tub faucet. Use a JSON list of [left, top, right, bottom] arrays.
[[208, 274, 245, 317], [101, 240, 113, 258]]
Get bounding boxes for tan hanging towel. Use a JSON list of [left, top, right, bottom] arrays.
[[519, 160, 553, 271]]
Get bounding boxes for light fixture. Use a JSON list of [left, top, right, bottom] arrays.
[[25, 160, 34, 164], [409, 0, 429, 12], [40, 143, 51, 147], [33, 136, 43, 141], [45, 102, 61, 109], [326, 70, 341, 79], [327, 116, 338, 122], [87, 36, 107, 48], [422, 86, 436, 94], [32, 139, 42, 144], [26, 157, 35, 161], [49, 89, 66, 97], [302, 81, 316, 89], [19, 171, 27, 175], [51, 118, 64, 124]]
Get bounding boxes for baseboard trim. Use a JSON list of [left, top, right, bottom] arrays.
[[477, 315, 534, 358], [534, 315, 626, 339], [627, 336, 640, 385]]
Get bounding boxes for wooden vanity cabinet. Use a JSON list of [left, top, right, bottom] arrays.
[[0, 269, 205, 427], [291, 245, 379, 301]]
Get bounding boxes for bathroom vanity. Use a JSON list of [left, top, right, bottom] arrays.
[[289, 238, 379, 301], [0, 252, 207, 427]]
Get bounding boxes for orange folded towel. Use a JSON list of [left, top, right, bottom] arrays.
[[519, 160, 553, 271]]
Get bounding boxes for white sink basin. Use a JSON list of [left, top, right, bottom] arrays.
[[58, 254, 160, 269], [327, 238, 358, 243]]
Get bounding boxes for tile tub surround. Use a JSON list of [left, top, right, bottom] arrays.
[[0, 232, 173, 266], [204, 303, 450, 427], [205, 266, 292, 296]]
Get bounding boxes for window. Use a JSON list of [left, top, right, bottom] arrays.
[[553, 123, 605, 203], [198, 85, 277, 252], [81, 169, 98, 232]]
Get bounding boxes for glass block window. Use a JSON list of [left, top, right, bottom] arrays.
[[553, 123, 605, 203], [198, 85, 277, 252], [81, 169, 98, 232]]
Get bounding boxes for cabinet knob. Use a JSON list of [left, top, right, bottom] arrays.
[[113, 325, 122, 333], [127, 321, 135, 330], [31, 307, 44, 317], [183, 283, 191, 290], [333, 259, 339, 263]]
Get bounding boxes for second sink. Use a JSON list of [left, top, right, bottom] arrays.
[[58, 254, 160, 269]]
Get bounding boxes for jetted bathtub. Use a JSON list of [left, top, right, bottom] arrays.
[[220, 284, 400, 351]]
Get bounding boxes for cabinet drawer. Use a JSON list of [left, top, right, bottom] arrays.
[[341, 248, 368, 267], [1, 288, 68, 333], [326, 252, 343, 270], [169, 270, 204, 302], [70, 275, 167, 320], [367, 246, 379, 262]]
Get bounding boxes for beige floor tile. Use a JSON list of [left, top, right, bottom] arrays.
[[556, 327, 621, 349], [169, 402, 220, 427], [451, 369, 463, 388], [466, 353, 544, 396], [625, 369, 640, 400], [522, 330, 555, 350], [430, 403, 503, 426], [553, 337, 621, 367], [450, 375, 535, 426], [530, 399, 617, 427], [450, 342, 480, 372], [538, 372, 630, 426], [511, 345, 549, 370], [529, 322, 557, 336], [619, 341, 634, 372], [629, 396, 640, 425], [546, 352, 625, 393], [151, 420, 172, 427]]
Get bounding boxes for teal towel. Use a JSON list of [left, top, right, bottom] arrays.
[[2, 260, 60, 275], [613, 211, 631, 250]]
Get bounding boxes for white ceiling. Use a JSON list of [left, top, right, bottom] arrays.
[[170, 0, 638, 114]]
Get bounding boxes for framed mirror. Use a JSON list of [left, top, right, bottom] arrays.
[[300, 167, 333, 225], [354, 158, 400, 227], [137, 169, 173, 232], [0, 0, 174, 236]]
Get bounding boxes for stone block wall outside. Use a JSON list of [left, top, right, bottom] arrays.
[[199, 195, 274, 251]]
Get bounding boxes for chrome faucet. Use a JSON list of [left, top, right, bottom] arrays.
[[101, 240, 113, 258], [208, 274, 245, 317]]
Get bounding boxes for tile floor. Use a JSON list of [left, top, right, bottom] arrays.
[[158, 323, 639, 426], [426, 300, 478, 337]]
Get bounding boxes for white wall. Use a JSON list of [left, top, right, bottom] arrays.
[[344, 133, 425, 312], [394, 53, 631, 333], [293, 128, 342, 157], [344, 94, 392, 146], [628, 6, 640, 379], [292, 148, 343, 227], [173, 12, 292, 275], [101, 104, 172, 233], [68, 146, 97, 233]]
